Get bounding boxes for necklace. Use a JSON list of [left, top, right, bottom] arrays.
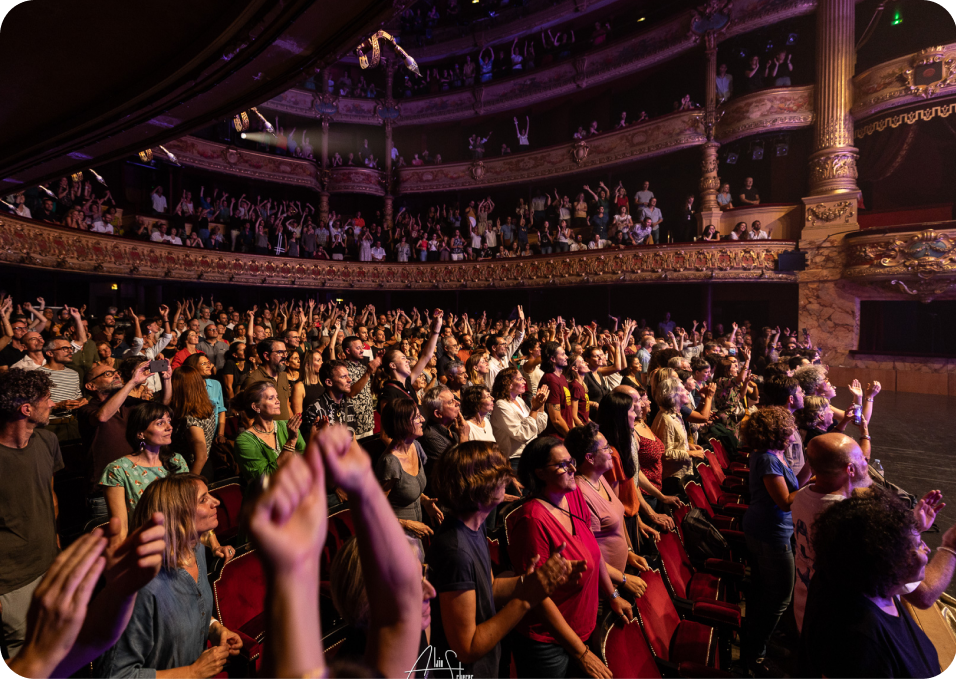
[[253, 423, 277, 435], [577, 474, 608, 499]]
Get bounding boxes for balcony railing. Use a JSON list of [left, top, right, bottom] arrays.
[[0, 214, 800, 290]]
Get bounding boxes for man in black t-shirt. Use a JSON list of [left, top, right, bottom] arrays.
[[738, 176, 761, 205]]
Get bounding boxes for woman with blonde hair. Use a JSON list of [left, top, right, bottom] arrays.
[[651, 377, 705, 480], [170, 364, 217, 478], [291, 349, 325, 415], [465, 352, 489, 388], [104, 474, 243, 678]]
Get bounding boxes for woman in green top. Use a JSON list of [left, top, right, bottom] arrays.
[[100, 402, 189, 542], [234, 381, 305, 484]]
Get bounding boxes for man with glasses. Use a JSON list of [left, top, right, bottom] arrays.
[[198, 324, 228, 373], [0, 312, 30, 369], [248, 339, 293, 420], [77, 360, 171, 520], [38, 331, 87, 444]]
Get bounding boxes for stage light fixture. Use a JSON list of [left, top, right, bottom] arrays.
[[636, 16, 646, 21], [233, 111, 250, 132], [240, 132, 247, 139], [752, 142, 764, 160], [138, 149, 154, 162], [891, 5, 903, 25], [39, 185, 56, 198], [726, 151, 738, 164], [250, 107, 275, 135], [159, 145, 180, 166], [89, 169, 107, 186], [71, 172, 84, 183], [0, 199, 15, 211], [775, 141, 789, 156], [786, 32, 798, 45]]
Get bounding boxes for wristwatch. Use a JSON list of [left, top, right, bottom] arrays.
[[610, 589, 620, 600], [621, 574, 628, 587]]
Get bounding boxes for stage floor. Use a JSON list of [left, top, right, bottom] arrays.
[[833, 386, 956, 595]]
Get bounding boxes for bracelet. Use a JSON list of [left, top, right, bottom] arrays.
[[937, 546, 956, 557], [610, 589, 620, 600], [866, 397, 874, 402], [578, 648, 589, 662], [621, 573, 628, 586], [860, 435, 871, 441]]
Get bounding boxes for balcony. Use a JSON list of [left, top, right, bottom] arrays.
[[0, 214, 799, 290]]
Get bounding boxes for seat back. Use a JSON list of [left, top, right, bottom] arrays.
[[682, 482, 716, 519], [709, 438, 731, 469], [211, 546, 266, 636], [322, 507, 355, 574], [695, 462, 724, 506], [598, 612, 661, 679], [633, 569, 681, 662], [656, 531, 695, 600], [703, 449, 728, 485], [672, 504, 690, 544], [209, 478, 243, 543]]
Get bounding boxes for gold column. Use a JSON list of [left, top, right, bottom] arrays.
[[320, 116, 330, 170], [319, 190, 330, 229], [698, 32, 722, 236], [383, 58, 397, 228], [802, 0, 860, 237]]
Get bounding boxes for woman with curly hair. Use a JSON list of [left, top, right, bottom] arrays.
[[739, 406, 812, 675], [800, 487, 939, 678], [489, 367, 549, 468]]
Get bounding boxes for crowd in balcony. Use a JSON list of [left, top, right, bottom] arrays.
[[5, 171, 778, 265], [0, 270, 946, 679]]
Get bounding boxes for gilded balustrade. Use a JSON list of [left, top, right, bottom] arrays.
[[0, 216, 798, 290]]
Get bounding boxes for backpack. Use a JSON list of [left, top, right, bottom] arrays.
[[681, 507, 730, 560]]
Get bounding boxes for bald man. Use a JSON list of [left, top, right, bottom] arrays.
[[793, 433, 955, 632]]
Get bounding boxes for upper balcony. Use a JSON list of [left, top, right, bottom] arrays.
[[851, 43, 956, 123], [262, 0, 818, 127]]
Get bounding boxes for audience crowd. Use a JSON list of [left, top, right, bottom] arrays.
[[6, 174, 777, 264], [1, 289, 951, 678]]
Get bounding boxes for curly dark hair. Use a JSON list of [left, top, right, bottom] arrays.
[[491, 366, 523, 401], [0, 369, 53, 423], [739, 406, 795, 451], [812, 486, 920, 598], [433, 441, 513, 514]]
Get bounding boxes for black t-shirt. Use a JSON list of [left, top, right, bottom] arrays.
[[427, 518, 500, 679], [379, 378, 418, 409], [740, 187, 759, 202], [0, 342, 26, 368], [800, 574, 940, 678], [220, 360, 253, 395], [0, 429, 64, 594]]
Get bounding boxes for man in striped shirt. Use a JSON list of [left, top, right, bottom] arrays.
[[38, 337, 87, 443]]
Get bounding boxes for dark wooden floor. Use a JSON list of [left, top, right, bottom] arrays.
[[833, 386, 956, 595]]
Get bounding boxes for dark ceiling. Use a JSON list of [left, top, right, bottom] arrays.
[[0, 0, 403, 189]]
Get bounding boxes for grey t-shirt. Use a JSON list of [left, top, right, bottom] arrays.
[[0, 429, 64, 594], [375, 441, 427, 522]]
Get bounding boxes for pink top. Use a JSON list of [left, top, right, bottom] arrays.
[[506, 488, 601, 644], [577, 475, 628, 573]]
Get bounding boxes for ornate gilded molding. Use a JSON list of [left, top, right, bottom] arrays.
[[854, 102, 955, 138], [397, 112, 705, 192], [713, 86, 814, 143], [805, 201, 853, 227], [0, 216, 798, 290], [842, 225, 956, 302], [852, 43, 957, 121], [149, 137, 385, 195], [262, 0, 817, 128]]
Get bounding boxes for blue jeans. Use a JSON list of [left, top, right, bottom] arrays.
[[511, 634, 571, 678], [651, 227, 660, 244], [744, 535, 794, 663]]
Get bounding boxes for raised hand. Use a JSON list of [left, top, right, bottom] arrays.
[[866, 381, 882, 398], [848, 379, 863, 402], [103, 513, 165, 594], [532, 385, 550, 411], [914, 490, 945, 532], [286, 412, 303, 439]]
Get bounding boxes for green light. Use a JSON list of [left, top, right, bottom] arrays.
[[891, 7, 903, 25]]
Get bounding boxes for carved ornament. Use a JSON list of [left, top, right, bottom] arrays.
[[809, 151, 858, 184], [852, 43, 957, 121], [0, 216, 798, 290], [570, 140, 590, 165], [806, 201, 853, 227], [469, 161, 487, 181]]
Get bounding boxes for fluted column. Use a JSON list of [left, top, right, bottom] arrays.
[[807, 0, 859, 197], [383, 58, 397, 228], [698, 31, 722, 237]]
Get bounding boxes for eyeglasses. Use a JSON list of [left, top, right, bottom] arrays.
[[53, 345, 74, 353], [546, 459, 577, 473], [96, 370, 118, 379]]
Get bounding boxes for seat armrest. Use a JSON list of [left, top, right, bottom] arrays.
[[704, 558, 746, 579], [690, 600, 742, 629], [717, 503, 748, 517]]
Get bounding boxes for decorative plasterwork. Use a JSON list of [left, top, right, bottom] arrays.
[[149, 138, 384, 195], [713, 86, 815, 143], [854, 102, 955, 139], [852, 43, 956, 121], [0, 216, 797, 290], [397, 112, 705, 192], [842, 226, 956, 303], [261, 0, 817, 128]]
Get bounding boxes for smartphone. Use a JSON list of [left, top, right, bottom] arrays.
[[802, 327, 809, 337], [149, 358, 170, 374]]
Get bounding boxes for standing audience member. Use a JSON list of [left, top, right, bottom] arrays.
[[233, 381, 305, 484], [0, 369, 62, 658]]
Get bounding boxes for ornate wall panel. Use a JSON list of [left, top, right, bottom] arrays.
[[260, 0, 817, 127], [397, 112, 706, 192], [714, 86, 815, 143], [841, 224, 956, 302], [852, 44, 956, 121], [0, 216, 798, 290], [150, 138, 385, 195]]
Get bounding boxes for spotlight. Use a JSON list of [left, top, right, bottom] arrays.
[[726, 151, 738, 164], [89, 169, 108, 187], [891, 5, 903, 25], [636, 16, 645, 21], [138, 149, 154, 162], [786, 32, 798, 45], [240, 132, 247, 139], [775, 142, 789, 156], [0, 199, 15, 211], [39, 185, 56, 198], [111, 283, 118, 291], [765, 40, 775, 52], [752, 142, 764, 160], [71, 172, 84, 183], [737, 48, 748, 59], [158, 145, 180, 166], [250, 107, 275, 135]]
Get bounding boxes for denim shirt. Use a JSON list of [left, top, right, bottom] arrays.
[[102, 545, 212, 678]]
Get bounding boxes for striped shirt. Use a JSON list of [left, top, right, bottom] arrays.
[[39, 366, 82, 406]]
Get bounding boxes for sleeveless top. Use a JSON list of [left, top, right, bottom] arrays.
[[302, 381, 325, 414]]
